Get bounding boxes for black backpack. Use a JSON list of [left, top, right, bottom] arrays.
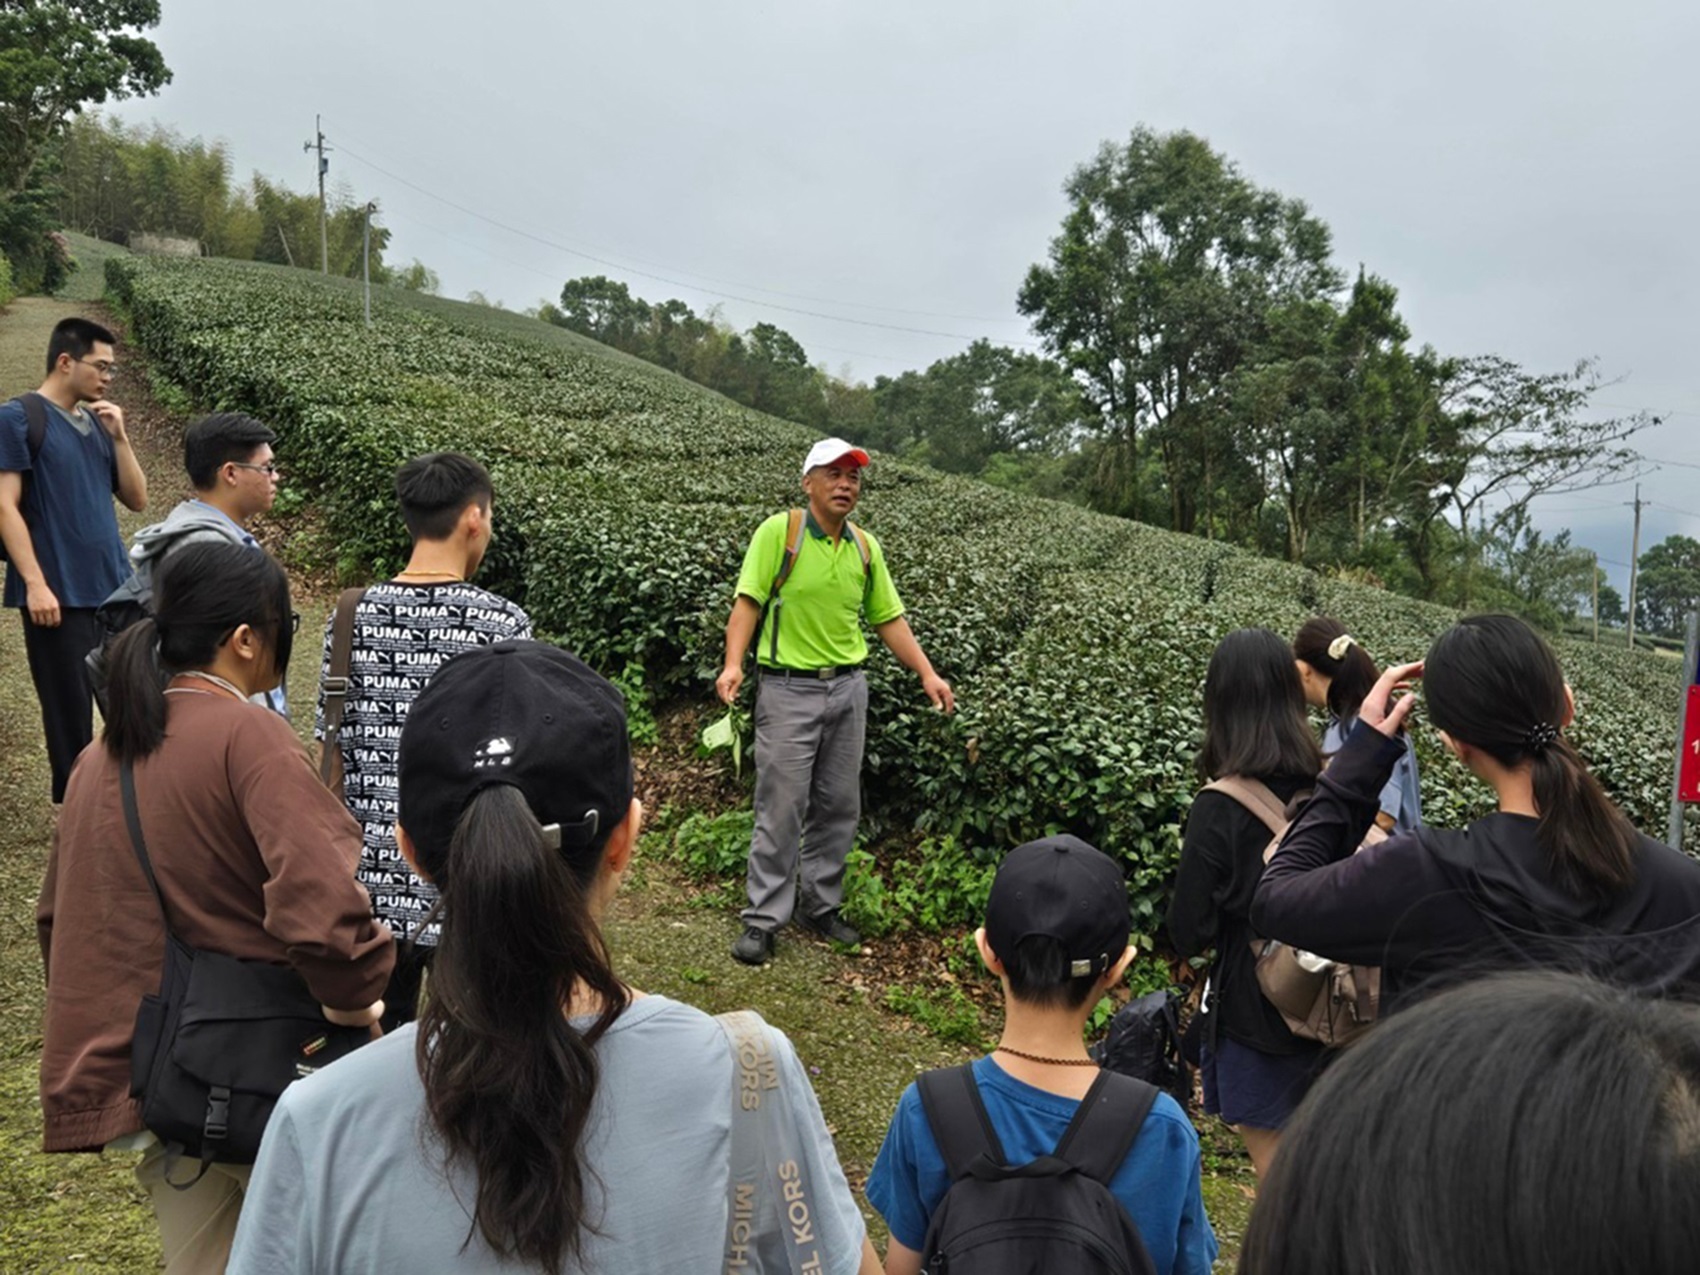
[[85, 571, 153, 716], [915, 1064, 1160, 1275], [0, 393, 50, 564], [1094, 989, 1192, 1109]]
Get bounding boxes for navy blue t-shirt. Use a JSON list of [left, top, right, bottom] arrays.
[[0, 396, 131, 608]]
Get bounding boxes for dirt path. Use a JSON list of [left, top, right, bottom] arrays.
[[0, 291, 1252, 1270]]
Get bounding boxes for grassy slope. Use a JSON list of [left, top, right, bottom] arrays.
[[0, 249, 1260, 1269]]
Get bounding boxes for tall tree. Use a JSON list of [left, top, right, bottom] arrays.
[[1017, 127, 1341, 530], [1479, 508, 1597, 631], [1634, 535, 1700, 638], [555, 276, 651, 346], [869, 340, 1088, 475], [0, 2, 170, 201], [1388, 354, 1646, 602]]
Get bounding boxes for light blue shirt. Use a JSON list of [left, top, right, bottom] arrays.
[[1324, 715, 1422, 833], [231, 997, 867, 1274]]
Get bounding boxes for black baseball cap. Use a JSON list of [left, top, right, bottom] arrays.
[[397, 641, 634, 873], [984, 835, 1130, 977]]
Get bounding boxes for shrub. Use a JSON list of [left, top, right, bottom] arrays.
[[104, 254, 1697, 943]]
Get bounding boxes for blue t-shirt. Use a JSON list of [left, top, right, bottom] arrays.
[[0, 397, 130, 608], [866, 1056, 1218, 1275], [1324, 715, 1422, 833]]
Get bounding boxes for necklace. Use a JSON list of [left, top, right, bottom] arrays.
[[994, 1045, 1099, 1068], [394, 570, 462, 581], [170, 670, 248, 701]]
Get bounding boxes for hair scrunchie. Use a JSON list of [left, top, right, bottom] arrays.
[[1523, 722, 1560, 754], [1327, 633, 1357, 662]]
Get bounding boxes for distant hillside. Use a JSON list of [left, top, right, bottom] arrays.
[[105, 253, 1694, 932]]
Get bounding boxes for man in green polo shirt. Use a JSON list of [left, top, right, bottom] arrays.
[[717, 437, 954, 965]]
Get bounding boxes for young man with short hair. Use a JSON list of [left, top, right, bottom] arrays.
[[123, 412, 284, 710], [129, 412, 279, 580], [866, 835, 1218, 1275], [0, 317, 147, 802], [317, 452, 531, 1030], [717, 437, 954, 965]]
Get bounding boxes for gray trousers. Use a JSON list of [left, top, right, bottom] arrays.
[[742, 670, 868, 931]]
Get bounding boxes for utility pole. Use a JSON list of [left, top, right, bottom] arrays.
[[362, 202, 375, 327], [1592, 550, 1600, 644], [1627, 484, 1645, 650], [302, 115, 331, 274]]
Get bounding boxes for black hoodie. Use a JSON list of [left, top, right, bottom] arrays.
[[1251, 725, 1700, 1011]]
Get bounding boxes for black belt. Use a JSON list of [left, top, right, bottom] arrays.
[[758, 665, 860, 681]]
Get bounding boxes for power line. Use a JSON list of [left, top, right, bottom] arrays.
[[376, 205, 934, 372], [329, 131, 1041, 348], [330, 123, 1032, 327]]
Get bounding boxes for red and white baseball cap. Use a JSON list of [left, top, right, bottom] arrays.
[[801, 437, 871, 477]]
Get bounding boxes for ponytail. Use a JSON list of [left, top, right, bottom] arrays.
[[1527, 738, 1637, 897], [102, 618, 168, 763], [101, 541, 294, 765], [1293, 615, 1380, 723], [417, 783, 630, 1272], [1426, 615, 1641, 901]]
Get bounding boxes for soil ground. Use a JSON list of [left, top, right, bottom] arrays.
[[0, 285, 1254, 1270]]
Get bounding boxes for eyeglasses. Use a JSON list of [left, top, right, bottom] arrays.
[[290, 610, 301, 634], [230, 461, 281, 476], [77, 359, 118, 376]]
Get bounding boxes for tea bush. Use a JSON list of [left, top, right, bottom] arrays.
[[105, 255, 1697, 939]]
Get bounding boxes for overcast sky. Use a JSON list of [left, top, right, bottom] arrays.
[[111, 0, 1697, 592]]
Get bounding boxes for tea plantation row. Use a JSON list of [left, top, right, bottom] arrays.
[[105, 255, 1693, 938]]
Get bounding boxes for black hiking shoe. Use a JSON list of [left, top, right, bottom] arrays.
[[731, 925, 775, 966], [799, 910, 862, 947]]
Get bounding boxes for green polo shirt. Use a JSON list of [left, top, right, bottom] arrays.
[[735, 511, 905, 669]]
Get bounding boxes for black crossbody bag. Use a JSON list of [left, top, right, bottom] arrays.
[[120, 761, 373, 1184]]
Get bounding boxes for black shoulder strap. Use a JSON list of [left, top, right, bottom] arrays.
[[917, 1064, 1007, 1180], [1052, 1070, 1159, 1185], [119, 760, 176, 939], [18, 392, 50, 460]]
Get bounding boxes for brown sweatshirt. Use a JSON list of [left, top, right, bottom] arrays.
[[37, 686, 395, 1152]]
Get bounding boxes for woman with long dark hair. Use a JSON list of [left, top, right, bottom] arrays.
[[38, 542, 392, 1273], [1240, 972, 1700, 1275], [231, 641, 878, 1274], [1254, 613, 1700, 1009], [1167, 629, 1326, 1178], [1292, 616, 1422, 834]]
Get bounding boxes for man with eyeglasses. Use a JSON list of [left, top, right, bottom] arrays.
[[0, 317, 147, 803], [718, 437, 954, 966], [115, 412, 288, 712]]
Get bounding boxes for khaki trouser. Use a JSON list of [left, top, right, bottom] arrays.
[[135, 1140, 251, 1274]]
